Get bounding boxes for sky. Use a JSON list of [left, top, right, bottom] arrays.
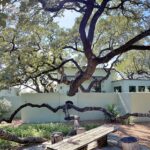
[[55, 10, 80, 29]]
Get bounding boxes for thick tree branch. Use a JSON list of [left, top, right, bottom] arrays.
[[0, 103, 112, 123], [79, 0, 95, 58], [24, 58, 83, 82], [129, 45, 150, 50], [38, 0, 87, 12], [96, 29, 150, 63], [106, 0, 129, 10], [0, 129, 47, 144], [1, 103, 150, 124], [63, 45, 84, 53], [88, 0, 110, 44]]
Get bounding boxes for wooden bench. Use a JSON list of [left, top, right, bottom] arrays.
[[47, 125, 117, 150]]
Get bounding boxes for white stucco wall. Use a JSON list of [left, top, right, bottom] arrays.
[[117, 93, 150, 122], [21, 93, 118, 123], [112, 80, 150, 92], [21, 93, 60, 123], [0, 88, 22, 118], [21, 92, 150, 123], [77, 93, 118, 120], [117, 93, 132, 114], [131, 93, 150, 122], [0, 88, 19, 97], [0, 96, 22, 118], [1, 91, 150, 123]]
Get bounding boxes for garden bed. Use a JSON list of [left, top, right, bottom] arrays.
[[0, 120, 150, 149]]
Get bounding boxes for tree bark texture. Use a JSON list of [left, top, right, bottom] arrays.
[[51, 132, 63, 144], [0, 128, 47, 144]]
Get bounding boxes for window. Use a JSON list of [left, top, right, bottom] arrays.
[[114, 86, 122, 92], [147, 86, 150, 92], [129, 86, 136, 92], [94, 83, 101, 92], [138, 86, 145, 92]]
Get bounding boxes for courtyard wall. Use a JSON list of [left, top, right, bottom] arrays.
[[20, 93, 150, 123], [1, 92, 150, 123]]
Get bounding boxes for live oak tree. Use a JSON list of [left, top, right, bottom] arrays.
[[35, 0, 150, 96], [0, 0, 150, 146], [0, 0, 150, 96], [0, 7, 83, 92], [0, 15, 140, 92]]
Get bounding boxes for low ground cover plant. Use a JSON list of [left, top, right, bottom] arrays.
[[0, 122, 99, 149]]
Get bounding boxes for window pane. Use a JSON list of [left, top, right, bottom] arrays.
[[138, 86, 145, 92], [114, 86, 122, 92], [94, 83, 101, 92], [129, 86, 136, 92]]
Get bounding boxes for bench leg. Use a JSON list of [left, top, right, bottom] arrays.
[[97, 135, 107, 148], [77, 145, 88, 150]]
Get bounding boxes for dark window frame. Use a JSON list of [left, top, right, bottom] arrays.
[[114, 86, 122, 92], [138, 86, 145, 92], [129, 86, 136, 92], [147, 86, 150, 92]]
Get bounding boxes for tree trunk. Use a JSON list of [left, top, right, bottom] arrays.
[[51, 132, 63, 144], [76, 127, 86, 134], [121, 137, 140, 150], [68, 59, 97, 96], [0, 128, 47, 144]]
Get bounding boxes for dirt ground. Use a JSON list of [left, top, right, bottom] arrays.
[[70, 120, 150, 148], [115, 123, 150, 148]]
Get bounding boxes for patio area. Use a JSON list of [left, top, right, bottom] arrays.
[[18, 122, 150, 150]]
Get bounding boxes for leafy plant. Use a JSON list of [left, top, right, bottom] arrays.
[[105, 104, 120, 122], [107, 104, 120, 118], [0, 97, 12, 117]]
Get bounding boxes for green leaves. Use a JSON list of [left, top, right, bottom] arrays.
[[116, 51, 150, 79], [0, 13, 7, 27], [0, 0, 10, 6], [0, 8, 70, 91]]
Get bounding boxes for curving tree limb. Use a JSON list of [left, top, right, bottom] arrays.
[[1, 103, 150, 124], [0, 103, 112, 123], [0, 129, 47, 144]]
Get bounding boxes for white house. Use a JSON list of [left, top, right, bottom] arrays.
[[112, 79, 150, 92], [0, 87, 19, 97], [0, 67, 150, 95], [57, 67, 150, 93], [57, 67, 115, 94]]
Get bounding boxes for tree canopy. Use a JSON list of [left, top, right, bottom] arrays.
[[0, 0, 150, 96], [116, 51, 150, 79]]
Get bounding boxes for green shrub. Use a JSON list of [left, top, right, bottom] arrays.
[[0, 97, 12, 117], [106, 104, 120, 118], [84, 124, 99, 130], [105, 103, 120, 122], [0, 123, 72, 149], [0, 122, 101, 149]]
